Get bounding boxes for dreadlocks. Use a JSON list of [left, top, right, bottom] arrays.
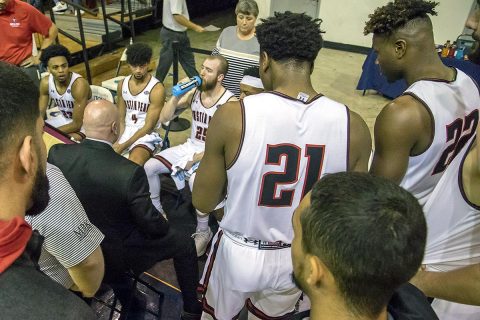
[[364, 0, 438, 36]]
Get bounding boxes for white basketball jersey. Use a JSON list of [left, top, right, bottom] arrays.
[[220, 92, 350, 243], [189, 88, 235, 145], [121, 75, 161, 128], [48, 72, 82, 120], [400, 69, 479, 206], [423, 136, 480, 268]]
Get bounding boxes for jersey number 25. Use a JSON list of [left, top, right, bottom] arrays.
[[258, 144, 325, 207]]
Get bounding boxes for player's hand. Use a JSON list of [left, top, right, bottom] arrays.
[[113, 143, 125, 154]]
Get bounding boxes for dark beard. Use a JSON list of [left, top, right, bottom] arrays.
[[199, 79, 216, 92], [25, 166, 50, 217]]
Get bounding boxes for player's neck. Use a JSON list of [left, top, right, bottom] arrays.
[[274, 78, 317, 102], [310, 294, 388, 320], [54, 72, 72, 88], [404, 55, 454, 86], [201, 84, 225, 100], [130, 73, 151, 85]]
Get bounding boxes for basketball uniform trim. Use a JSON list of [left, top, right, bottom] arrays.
[[345, 105, 351, 170], [126, 75, 156, 98], [458, 136, 480, 210], [410, 67, 457, 85], [200, 230, 224, 318], [130, 143, 154, 156], [266, 91, 324, 104], [225, 100, 246, 170], [401, 92, 436, 157], [53, 73, 80, 96], [246, 298, 296, 320], [200, 88, 228, 109], [153, 155, 173, 171], [146, 82, 163, 104]]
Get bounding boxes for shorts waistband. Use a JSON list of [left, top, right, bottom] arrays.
[[162, 25, 186, 33], [223, 230, 291, 250]]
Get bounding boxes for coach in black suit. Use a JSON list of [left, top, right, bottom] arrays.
[[48, 99, 201, 318]]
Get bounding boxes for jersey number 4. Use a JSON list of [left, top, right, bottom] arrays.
[[258, 144, 325, 207], [432, 109, 479, 175], [131, 114, 138, 124]]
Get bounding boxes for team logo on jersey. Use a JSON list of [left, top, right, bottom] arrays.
[[144, 90, 150, 95], [67, 89, 71, 93], [10, 18, 20, 28]]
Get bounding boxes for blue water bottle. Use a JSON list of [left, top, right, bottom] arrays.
[[172, 76, 202, 97], [455, 42, 465, 60]]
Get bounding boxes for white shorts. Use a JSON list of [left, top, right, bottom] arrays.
[[154, 138, 204, 170], [199, 229, 301, 320], [118, 125, 162, 154]]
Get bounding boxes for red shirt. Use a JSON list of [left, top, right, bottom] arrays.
[[0, 0, 52, 65]]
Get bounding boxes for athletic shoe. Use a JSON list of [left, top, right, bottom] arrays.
[[52, 1, 68, 13], [191, 227, 213, 257]]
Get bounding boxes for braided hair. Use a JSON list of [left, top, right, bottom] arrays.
[[364, 0, 438, 36]]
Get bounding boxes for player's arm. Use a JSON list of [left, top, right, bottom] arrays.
[[410, 264, 480, 305], [159, 86, 195, 124], [57, 78, 90, 134], [114, 83, 165, 154], [38, 77, 50, 119], [68, 246, 104, 297], [192, 103, 239, 214], [116, 79, 127, 139], [348, 110, 372, 172], [30, 24, 59, 66], [369, 96, 430, 183]]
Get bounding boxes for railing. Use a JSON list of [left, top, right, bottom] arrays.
[[99, 0, 136, 51], [46, 0, 96, 83]]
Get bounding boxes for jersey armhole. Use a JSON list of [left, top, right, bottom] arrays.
[[401, 92, 435, 157], [226, 100, 245, 170]]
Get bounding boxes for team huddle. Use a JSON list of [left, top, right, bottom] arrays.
[[5, 0, 479, 319]]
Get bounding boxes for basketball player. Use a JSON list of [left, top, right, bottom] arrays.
[[144, 55, 235, 256], [39, 44, 91, 141], [410, 124, 479, 319], [239, 66, 264, 99], [192, 12, 372, 319], [114, 43, 165, 165], [292, 173, 435, 320], [365, 0, 479, 206]]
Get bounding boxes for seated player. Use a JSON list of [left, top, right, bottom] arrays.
[[292, 172, 438, 320], [114, 43, 166, 165], [239, 66, 264, 99], [39, 44, 91, 141], [144, 55, 236, 256]]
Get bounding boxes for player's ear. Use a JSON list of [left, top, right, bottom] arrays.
[[260, 51, 270, 73], [18, 135, 35, 179], [112, 121, 118, 135], [306, 254, 326, 288], [394, 39, 407, 58], [217, 72, 225, 83]]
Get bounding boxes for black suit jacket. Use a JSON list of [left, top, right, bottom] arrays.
[[48, 139, 169, 273]]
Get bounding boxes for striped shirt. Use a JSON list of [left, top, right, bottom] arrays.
[[25, 163, 104, 289], [212, 26, 260, 98]]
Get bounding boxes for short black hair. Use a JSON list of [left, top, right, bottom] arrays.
[[242, 66, 260, 78], [126, 42, 152, 66], [301, 172, 426, 318], [40, 44, 71, 66], [256, 11, 324, 63], [364, 0, 438, 35], [0, 62, 40, 176]]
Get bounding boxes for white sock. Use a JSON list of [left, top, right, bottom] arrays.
[[196, 212, 209, 231]]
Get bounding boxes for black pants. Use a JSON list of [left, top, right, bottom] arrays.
[[104, 227, 201, 314], [155, 27, 198, 83]]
